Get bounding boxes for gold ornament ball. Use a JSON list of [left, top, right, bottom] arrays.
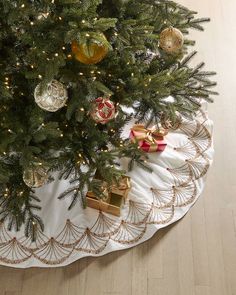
[[159, 27, 184, 54], [23, 166, 48, 188], [71, 33, 109, 65]]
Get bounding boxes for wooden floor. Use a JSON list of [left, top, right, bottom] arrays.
[[1, 0, 236, 294]]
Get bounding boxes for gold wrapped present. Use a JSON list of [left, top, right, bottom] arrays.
[[86, 175, 131, 216], [110, 176, 131, 198]]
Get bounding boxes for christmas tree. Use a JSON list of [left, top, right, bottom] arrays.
[[0, 0, 216, 239]]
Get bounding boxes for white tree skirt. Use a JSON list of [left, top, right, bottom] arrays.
[[0, 107, 213, 268]]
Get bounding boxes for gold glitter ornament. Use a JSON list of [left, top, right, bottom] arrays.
[[159, 27, 184, 54], [23, 166, 48, 188], [71, 33, 109, 65]]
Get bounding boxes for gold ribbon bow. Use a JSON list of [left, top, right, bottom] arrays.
[[131, 124, 167, 144]]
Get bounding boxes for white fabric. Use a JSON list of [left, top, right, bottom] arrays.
[[0, 107, 213, 268]]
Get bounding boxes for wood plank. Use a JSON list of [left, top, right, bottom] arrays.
[[220, 208, 236, 295], [0, 267, 24, 294], [147, 226, 180, 295], [147, 230, 163, 279], [195, 285, 211, 295], [21, 268, 64, 295], [177, 214, 195, 295], [191, 197, 210, 286], [131, 243, 148, 295]]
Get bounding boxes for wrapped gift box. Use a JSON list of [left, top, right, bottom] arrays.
[[130, 124, 168, 153], [86, 175, 131, 216]]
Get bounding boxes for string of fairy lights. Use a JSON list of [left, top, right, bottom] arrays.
[[0, 0, 187, 193]]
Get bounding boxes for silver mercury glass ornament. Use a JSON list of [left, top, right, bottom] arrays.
[[34, 80, 68, 112]]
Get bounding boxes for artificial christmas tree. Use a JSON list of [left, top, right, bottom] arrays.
[[0, 0, 216, 240]]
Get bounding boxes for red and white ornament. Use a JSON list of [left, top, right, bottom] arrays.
[[90, 97, 116, 124]]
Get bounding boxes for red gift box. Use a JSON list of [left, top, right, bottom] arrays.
[[130, 124, 167, 153]]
